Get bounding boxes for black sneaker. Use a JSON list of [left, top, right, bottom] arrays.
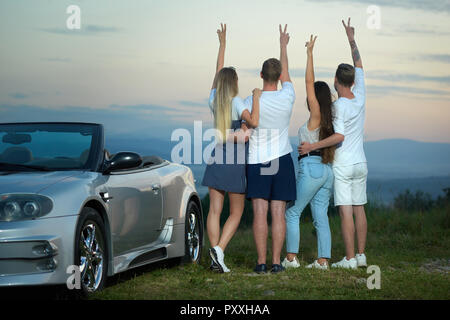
[[271, 264, 285, 274], [209, 248, 225, 273], [210, 260, 220, 272], [254, 264, 267, 274]]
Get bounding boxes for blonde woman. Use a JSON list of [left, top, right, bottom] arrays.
[[202, 24, 261, 273]]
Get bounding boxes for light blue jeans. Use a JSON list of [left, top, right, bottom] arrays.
[[285, 156, 334, 259]]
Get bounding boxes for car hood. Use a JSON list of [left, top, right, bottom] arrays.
[[0, 171, 85, 194]]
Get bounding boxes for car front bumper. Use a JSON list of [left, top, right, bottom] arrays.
[[0, 215, 78, 287]]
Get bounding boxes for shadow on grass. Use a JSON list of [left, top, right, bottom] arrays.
[[0, 257, 184, 300], [0, 284, 77, 300], [101, 257, 182, 290]]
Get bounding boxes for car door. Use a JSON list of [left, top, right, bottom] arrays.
[[105, 169, 163, 256]]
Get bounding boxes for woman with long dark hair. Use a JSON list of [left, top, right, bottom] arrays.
[[282, 35, 336, 269]]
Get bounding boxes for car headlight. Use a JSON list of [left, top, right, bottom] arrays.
[[0, 194, 53, 222]]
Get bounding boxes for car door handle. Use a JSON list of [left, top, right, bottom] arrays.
[[151, 184, 161, 194], [99, 192, 114, 203]]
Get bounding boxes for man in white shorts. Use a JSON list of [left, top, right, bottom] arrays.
[[299, 18, 368, 269]]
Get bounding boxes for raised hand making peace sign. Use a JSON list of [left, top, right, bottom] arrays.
[[279, 24, 290, 48], [342, 17, 355, 40], [305, 34, 317, 55], [217, 23, 226, 46]]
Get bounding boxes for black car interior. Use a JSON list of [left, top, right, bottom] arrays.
[[0, 147, 33, 164], [0, 146, 166, 171], [0, 147, 90, 168]]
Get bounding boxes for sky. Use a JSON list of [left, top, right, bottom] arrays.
[[1, 0, 449, 143]]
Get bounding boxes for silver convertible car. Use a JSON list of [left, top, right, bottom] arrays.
[[0, 122, 203, 294]]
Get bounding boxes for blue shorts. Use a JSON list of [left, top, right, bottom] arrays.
[[246, 153, 296, 201]]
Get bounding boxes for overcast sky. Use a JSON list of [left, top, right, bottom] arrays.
[[1, 0, 449, 142]]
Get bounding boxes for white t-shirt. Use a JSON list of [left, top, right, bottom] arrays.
[[244, 82, 295, 164], [209, 89, 250, 121], [332, 67, 367, 167]]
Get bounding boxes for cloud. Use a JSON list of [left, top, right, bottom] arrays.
[[397, 25, 450, 36], [305, 0, 450, 13], [420, 54, 450, 64], [109, 104, 179, 113], [373, 23, 450, 37], [367, 71, 450, 84], [38, 24, 121, 36], [8, 93, 29, 99], [178, 99, 210, 108], [40, 58, 71, 63], [84, 25, 120, 33], [367, 85, 450, 97], [0, 103, 193, 139]]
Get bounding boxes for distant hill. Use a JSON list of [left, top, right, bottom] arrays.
[[364, 139, 450, 179], [368, 176, 450, 204]]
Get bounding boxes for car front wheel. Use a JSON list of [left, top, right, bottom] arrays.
[[74, 207, 108, 295], [184, 201, 202, 264]]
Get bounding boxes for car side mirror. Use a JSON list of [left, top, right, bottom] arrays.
[[103, 152, 142, 174]]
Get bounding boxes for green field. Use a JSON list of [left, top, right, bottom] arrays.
[[92, 201, 450, 300]]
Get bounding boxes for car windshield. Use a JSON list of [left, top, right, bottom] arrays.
[[0, 123, 99, 171]]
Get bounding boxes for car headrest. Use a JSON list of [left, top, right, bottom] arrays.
[[80, 149, 90, 164], [1, 147, 33, 164]]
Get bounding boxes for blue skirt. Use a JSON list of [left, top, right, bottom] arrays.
[[201, 120, 248, 194]]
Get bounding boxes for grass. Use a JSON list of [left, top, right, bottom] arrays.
[[91, 204, 450, 300]]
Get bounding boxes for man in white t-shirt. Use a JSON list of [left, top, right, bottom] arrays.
[[299, 18, 368, 269], [244, 25, 296, 274]]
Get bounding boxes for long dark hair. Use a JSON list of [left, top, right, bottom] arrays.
[[311, 81, 336, 164]]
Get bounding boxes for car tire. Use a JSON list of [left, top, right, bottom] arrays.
[[183, 201, 203, 264], [74, 207, 108, 296]]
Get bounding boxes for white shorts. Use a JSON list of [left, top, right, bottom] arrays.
[[333, 163, 368, 206]]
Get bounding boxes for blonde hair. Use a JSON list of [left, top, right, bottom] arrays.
[[213, 67, 238, 143]]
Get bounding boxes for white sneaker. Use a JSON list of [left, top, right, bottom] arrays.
[[281, 256, 300, 269], [209, 246, 230, 273], [356, 253, 367, 267], [306, 260, 329, 270], [331, 256, 357, 269]]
